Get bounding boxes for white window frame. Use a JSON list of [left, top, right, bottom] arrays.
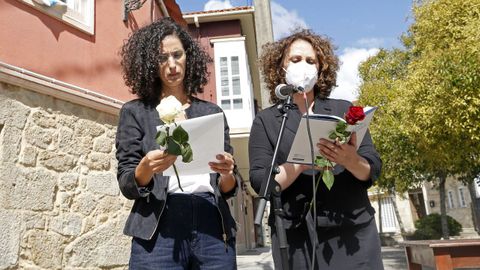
[[19, 0, 94, 34], [211, 37, 254, 132], [380, 196, 398, 232], [218, 55, 244, 111], [447, 190, 455, 209], [457, 187, 467, 208]]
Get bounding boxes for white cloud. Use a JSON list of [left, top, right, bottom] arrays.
[[203, 0, 233, 11], [270, 1, 308, 40], [329, 47, 379, 102]]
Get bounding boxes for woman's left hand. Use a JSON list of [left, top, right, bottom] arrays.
[[209, 152, 235, 177], [318, 132, 359, 168]]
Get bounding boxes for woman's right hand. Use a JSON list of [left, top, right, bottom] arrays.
[[135, 150, 177, 186]]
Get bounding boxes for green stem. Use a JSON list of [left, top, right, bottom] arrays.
[[172, 163, 183, 192], [166, 127, 183, 192]]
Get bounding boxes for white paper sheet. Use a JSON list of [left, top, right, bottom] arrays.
[[157, 112, 224, 176]]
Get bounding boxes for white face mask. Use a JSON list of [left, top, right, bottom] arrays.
[[284, 61, 318, 93]]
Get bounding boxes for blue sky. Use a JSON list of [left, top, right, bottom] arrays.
[[176, 0, 414, 101]]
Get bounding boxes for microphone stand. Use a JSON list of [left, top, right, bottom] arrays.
[[254, 95, 294, 270]]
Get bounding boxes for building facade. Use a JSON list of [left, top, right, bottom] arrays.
[[369, 177, 480, 242], [0, 0, 185, 269]]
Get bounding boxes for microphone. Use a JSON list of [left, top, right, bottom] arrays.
[[275, 84, 301, 100]]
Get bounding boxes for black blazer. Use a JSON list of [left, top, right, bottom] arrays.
[[116, 97, 240, 240], [249, 97, 382, 229]]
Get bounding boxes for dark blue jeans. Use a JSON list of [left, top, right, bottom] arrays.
[[129, 192, 237, 270]]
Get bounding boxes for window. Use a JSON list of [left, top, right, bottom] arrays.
[[447, 191, 455, 209], [20, 0, 94, 34], [380, 196, 397, 232], [211, 37, 254, 132], [458, 187, 467, 207], [219, 56, 243, 111]]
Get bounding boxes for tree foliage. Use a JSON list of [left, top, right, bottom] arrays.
[[358, 49, 422, 193], [358, 0, 480, 188], [400, 0, 480, 177], [358, 0, 480, 237]]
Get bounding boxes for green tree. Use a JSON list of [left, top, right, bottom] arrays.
[[358, 47, 418, 237], [358, 0, 480, 239]]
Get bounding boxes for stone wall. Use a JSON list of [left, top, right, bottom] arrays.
[[0, 82, 132, 269]]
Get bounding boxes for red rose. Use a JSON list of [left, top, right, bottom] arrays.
[[345, 106, 365, 125]]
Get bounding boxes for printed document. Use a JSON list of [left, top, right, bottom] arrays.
[[157, 112, 224, 176]]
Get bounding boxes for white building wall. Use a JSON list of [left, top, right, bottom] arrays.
[[422, 178, 476, 235]]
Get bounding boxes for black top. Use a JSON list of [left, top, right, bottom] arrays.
[[116, 97, 240, 240], [249, 97, 382, 229]]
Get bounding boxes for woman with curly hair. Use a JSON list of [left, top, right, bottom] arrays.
[[116, 18, 240, 269], [249, 29, 383, 269]]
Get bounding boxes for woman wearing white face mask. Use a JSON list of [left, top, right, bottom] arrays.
[[249, 29, 383, 269]]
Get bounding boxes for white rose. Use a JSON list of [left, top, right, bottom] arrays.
[[156, 95, 183, 123]]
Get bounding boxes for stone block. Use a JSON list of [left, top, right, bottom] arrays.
[[86, 152, 111, 171], [74, 119, 105, 138], [55, 191, 73, 212], [0, 164, 21, 209], [49, 213, 83, 236], [22, 230, 64, 270], [19, 145, 37, 166], [0, 210, 21, 270], [93, 136, 113, 153], [38, 151, 76, 172], [22, 212, 46, 230], [57, 128, 93, 156], [58, 173, 78, 191], [1, 166, 56, 211], [71, 192, 98, 216], [0, 126, 22, 163], [31, 110, 56, 128], [57, 114, 79, 130], [23, 125, 54, 149], [64, 213, 130, 268], [85, 172, 119, 196], [95, 195, 123, 214], [0, 97, 30, 129]]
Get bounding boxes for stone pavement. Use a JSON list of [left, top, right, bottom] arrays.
[[237, 246, 408, 270]]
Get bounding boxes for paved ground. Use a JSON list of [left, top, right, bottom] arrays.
[[237, 246, 408, 270], [381, 246, 408, 270]]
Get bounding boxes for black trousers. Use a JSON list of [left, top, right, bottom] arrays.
[[270, 218, 384, 270]]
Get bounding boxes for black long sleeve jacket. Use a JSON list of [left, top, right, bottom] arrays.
[[116, 97, 240, 240], [249, 97, 382, 229]]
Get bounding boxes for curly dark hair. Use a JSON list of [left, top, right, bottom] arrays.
[[259, 29, 339, 104], [120, 17, 211, 104]]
